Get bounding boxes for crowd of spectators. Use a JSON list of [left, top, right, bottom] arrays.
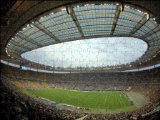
[[0, 79, 86, 120], [0, 63, 160, 120]]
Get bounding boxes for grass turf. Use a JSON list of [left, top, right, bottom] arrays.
[[23, 88, 135, 113]]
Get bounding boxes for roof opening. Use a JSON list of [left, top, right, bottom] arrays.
[[21, 37, 148, 68]]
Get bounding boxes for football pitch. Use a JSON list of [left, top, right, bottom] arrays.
[[24, 88, 135, 113]]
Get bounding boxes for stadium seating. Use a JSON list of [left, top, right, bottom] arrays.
[[0, 63, 160, 119]]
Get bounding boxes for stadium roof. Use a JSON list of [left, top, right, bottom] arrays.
[[1, 0, 160, 71]]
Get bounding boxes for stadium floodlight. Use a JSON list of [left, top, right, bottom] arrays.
[[30, 24, 34, 28], [50, 12, 54, 15], [61, 8, 66, 11], [116, 3, 119, 5]]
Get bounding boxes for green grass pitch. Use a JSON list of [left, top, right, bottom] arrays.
[[24, 88, 135, 113]]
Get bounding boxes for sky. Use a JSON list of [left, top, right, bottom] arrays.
[[21, 37, 148, 68]]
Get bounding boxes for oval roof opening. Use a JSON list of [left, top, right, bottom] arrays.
[[21, 37, 148, 68]]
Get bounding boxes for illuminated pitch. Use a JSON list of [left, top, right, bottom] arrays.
[[24, 88, 136, 113]]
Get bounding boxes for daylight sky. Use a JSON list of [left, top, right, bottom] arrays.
[[21, 37, 148, 68]]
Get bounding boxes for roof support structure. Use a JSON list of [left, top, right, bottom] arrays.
[[129, 15, 150, 35], [110, 4, 121, 35], [10, 41, 32, 51], [152, 44, 160, 47], [8, 44, 21, 52], [9, 48, 22, 56], [33, 22, 61, 43], [66, 6, 85, 38], [17, 33, 42, 47], [63, 34, 131, 43], [148, 39, 159, 44], [142, 25, 160, 38]]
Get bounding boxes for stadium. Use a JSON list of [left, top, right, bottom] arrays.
[[0, 0, 160, 120]]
